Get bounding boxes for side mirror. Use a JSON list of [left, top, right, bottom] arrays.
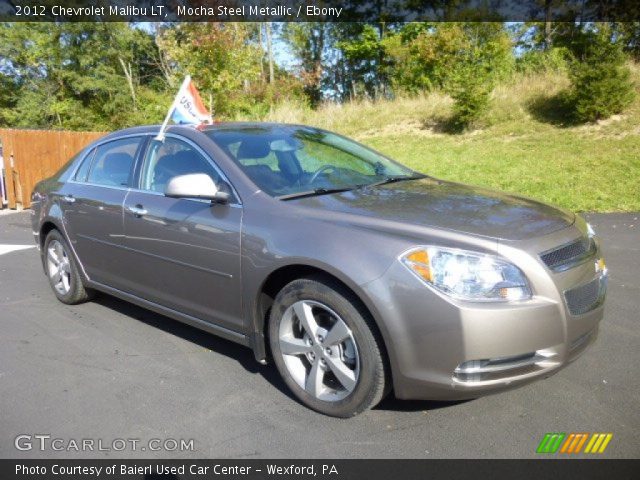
[[164, 173, 230, 204]]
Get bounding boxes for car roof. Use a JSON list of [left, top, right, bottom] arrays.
[[101, 122, 320, 141], [199, 122, 315, 132]]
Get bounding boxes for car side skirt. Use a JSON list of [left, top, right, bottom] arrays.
[[85, 280, 250, 347]]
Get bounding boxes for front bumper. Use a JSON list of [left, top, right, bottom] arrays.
[[362, 227, 606, 401]]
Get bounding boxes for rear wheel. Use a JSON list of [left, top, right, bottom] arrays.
[[268, 277, 389, 417], [44, 230, 93, 305]]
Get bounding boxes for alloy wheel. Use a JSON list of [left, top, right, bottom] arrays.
[[47, 240, 72, 295], [278, 300, 360, 401]]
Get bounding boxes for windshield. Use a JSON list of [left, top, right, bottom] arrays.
[[205, 125, 416, 198]]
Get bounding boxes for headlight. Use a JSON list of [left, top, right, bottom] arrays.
[[400, 247, 531, 302], [586, 223, 596, 238]]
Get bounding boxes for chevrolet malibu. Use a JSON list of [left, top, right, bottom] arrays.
[[31, 123, 607, 417]]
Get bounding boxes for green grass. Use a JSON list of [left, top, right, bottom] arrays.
[[253, 68, 640, 212]]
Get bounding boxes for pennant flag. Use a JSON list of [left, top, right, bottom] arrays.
[[171, 76, 212, 125], [156, 75, 212, 140]]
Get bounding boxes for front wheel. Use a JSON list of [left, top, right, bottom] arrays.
[[268, 277, 389, 417]]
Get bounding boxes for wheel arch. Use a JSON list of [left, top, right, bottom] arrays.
[[39, 220, 61, 249], [250, 263, 393, 384], [39, 217, 89, 282]]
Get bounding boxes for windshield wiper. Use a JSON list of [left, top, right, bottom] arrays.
[[277, 174, 427, 200], [365, 174, 427, 188], [277, 187, 355, 201]]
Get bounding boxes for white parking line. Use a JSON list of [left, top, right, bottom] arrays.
[[0, 244, 35, 256]]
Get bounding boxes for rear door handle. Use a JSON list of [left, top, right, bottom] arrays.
[[127, 205, 148, 217], [62, 195, 76, 204]]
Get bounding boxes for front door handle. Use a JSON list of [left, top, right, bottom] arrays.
[[62, 195, 76, 204], [127, 205, 148, 217]]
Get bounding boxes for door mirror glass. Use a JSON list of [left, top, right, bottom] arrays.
[[164, 173, 230, 203]]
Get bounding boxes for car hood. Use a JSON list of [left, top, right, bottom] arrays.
[[287, 178, 575, 241]]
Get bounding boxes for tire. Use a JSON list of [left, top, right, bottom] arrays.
[[268, 276, 389, 417], [43, 229, 94, 305]]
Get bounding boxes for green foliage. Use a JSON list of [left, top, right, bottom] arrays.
[[395, 23, 514, 129], [335, 23, 387, 99], [157, 23, 305, 119], [382, 23, 434, 92], [158, 23, 261, 117], [565, 27, 636, 123], [446, 61, 494, 130], [614, 22, 640, 60], [0, 73, 18, 124], [449, 24, 513, 128], [261, 68, 640, 212], [0, 22, 167, 130], [0, 22, 305, 129], [0, 21, 636, 132], [384, 23, 513, 97], [516, 47, 569, 74], [281, 23, 329, 106]]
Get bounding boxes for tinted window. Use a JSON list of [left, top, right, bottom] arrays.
[[73, 149, 95, 182], [50, 149, 90, 183], [86, 137, 140, 187], [206, 126, 414, 197], [140, 137, 221, 193]]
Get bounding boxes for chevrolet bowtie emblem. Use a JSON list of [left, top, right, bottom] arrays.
[[595, 258, 607, 275]]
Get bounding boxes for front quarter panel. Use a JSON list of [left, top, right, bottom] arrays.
[[240, 193, 503, 365]]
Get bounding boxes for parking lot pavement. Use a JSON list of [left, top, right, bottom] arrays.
[[0, 210, 638, 459]]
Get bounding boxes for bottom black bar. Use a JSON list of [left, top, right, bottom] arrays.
[[2, 459, 638, 480]]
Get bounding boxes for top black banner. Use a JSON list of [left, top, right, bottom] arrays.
[[1, 0, 639, 22]]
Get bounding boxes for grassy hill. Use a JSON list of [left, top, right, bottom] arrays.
[[256, 67, 640, 212]]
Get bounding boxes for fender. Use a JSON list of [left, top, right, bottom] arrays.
[[39, 204, 91, 283], [246, 257, 393, 366]]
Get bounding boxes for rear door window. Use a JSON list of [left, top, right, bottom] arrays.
[[86, 137, 141, 187], [73, 149, 96, 182]]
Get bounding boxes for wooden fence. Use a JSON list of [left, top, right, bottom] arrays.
[[0, 129, 105, 209]]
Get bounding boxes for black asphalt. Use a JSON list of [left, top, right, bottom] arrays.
[[0, 210, 638, 458]]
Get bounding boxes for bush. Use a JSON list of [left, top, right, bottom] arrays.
[[446, 62, 494, 130], [384, 23, 514, 128], [566, 28, 636, 123], [440, 24, 513, 130]]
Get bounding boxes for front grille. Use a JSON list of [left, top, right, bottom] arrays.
[[540, 237, 595, 271], [564, 278, 605, 315]]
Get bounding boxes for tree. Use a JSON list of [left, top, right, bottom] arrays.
[[613, 22, 640, 60], [382, 22, 434, 93], [157, 23, 262, 116], [336, 23, 388, 100], [265, 22, 275, 84], [281, 23, 330, 107], [158, 23, 304, 118], [0, 72, 17, 125], [0, 22, 167, 130], [384, 23, 513, 128], [564, 25, 635, 122]]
